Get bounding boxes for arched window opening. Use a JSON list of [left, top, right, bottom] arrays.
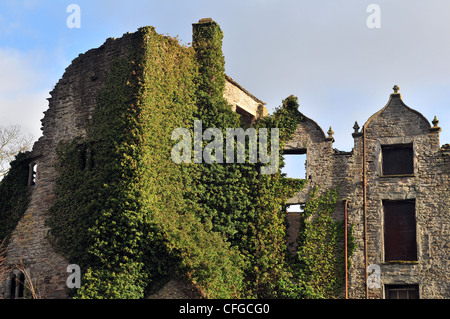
[[6, 271, 25, 299]]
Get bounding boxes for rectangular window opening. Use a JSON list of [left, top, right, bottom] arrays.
[[383, 200, 417, 262], [282, 153, 307, 179], [286, 203, 306, 254], [385, 284, 419, 299], [28, 162, 37, 186], [382, 144, 414, 176], [6, 271, 25, 299], [235, 104, 255, 127], [286, 203, 305, 213]]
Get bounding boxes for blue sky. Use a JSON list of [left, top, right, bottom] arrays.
[[1, 0, 449, 179]]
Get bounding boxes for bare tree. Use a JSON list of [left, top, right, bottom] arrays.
[[0, 125, 34, 178]]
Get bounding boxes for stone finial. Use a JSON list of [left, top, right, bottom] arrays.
[[353, 121, 360, 133], [432, 116, 439, 127], [393, 85, 400, 94], [352, 121, 363, 138], [327, 126, 334, 138], [430, 115, 442, 133], [325, 126, 335, 142]]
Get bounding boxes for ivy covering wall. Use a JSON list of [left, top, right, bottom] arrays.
[[43, 20, 353, 299], [0, 153, 31, 243]]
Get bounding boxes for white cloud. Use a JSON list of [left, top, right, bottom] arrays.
[[0, 47, 49, 141]]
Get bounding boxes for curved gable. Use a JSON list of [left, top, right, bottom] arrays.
[[364, 91, 431, 138], [284, 113, 327, 153]]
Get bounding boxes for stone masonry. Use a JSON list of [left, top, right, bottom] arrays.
[[1, 17, 448, 299], [0, 20, 267, 299], [285, 87, 449, 299]]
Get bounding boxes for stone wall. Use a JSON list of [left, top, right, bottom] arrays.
[[285, 89, 450, 299], [1, 32, 141, 299], [284, 115, 334, 204], [224, 75, 268, 125], [1, 24, 266, 299], [1, 17, 447, 299]]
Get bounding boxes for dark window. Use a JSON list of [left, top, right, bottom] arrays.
[[286, 203, 306, 254], [384, 200, 417, 261], [382, 144, 413, 176], [7, 272, 24, 299], [386, 284, 419, 299], [9, 274, 16, 298], [86, 147, 95, 171], [16, 273, 24, 298], [235, 105, 255, 127]]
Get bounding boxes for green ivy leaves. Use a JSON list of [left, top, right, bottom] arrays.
[[45, 22, 353, 300]]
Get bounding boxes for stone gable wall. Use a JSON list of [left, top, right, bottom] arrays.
[[285, 92, 450, 299]]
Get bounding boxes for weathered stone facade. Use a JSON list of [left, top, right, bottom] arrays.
[[0, 20, 267, 299], [1, 17, 448, 299], [1, 31, 142, 299], [224, 75, 268, 125], [285, 88, 450, 299]]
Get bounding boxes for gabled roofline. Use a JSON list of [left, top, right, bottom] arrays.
[[225, 74, 266, 105], [299, 112, 327, 140], [363, 92, 431, 131]]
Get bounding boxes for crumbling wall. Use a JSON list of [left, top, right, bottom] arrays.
[[2, 32, 141, 299], [2, 22, 265, 299]]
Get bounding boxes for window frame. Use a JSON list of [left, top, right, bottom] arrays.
[[381, 143, 414, 177], [281, 152, 307, 180], [28, 162, 37, 186], [385, 284, 419, 299], [5, 270, 25, 299], [383, 200, 418, 262]]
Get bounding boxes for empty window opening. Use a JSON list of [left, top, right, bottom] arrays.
[[286, 203, 305, 254], [28, 162, 37, 186], [86, 147, 95, 170], [6, 272, 25, 299], [235, 104, 255, 127], [286, 204, 305, 213], [78, 145, 95, 171], [382, 144, 413, 176], [9, 274, 16, 298], [383, 200, 417, 262], [282, 153, 307, 179], [385, 284, 419, 299]]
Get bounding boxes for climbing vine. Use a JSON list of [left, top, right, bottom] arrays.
[[284, 187, 356, 298], [47, 25, 245, 299], [0, 153, 31, 243], [45, 20, 353, 299]]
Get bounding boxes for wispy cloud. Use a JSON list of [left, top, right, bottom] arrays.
[[0, 15, 21, 36], [0, 47, 49, 140]]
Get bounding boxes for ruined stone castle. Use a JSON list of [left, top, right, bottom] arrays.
[[1, 19, 449, 299]]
